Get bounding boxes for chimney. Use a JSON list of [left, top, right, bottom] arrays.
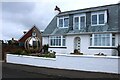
[[23, 31, 27, 34], [12, 38, 14, 40]]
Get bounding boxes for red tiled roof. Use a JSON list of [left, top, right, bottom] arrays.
[[18, 26, 36, 42]]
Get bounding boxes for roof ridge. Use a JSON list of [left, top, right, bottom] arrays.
[[59, 3, 119, 14]]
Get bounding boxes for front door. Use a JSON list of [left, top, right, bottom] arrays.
[[74, 37, 80, 51]]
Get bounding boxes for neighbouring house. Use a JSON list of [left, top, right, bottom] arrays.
[[42, 3, 120, 56], [18, 25, 42, 52]]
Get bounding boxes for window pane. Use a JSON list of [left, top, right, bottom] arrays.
[[56, 39, 58, 46], [93, 34, 110, 46], [80, 16, 85, 29], [102, 37, 105, 46], [64, 18, 69, 27], [74, 17, 79, 29], [94, 34, 98, 46], [99, 14, 104, 24], [112, 38, 115, 46], [32, 32, 36, 37], [106, 37, 110, 46], [59, 39, 61, 46], [59, 19, 63, 27], [62, 39, 65, 46], [92, 15, 97, 25], [98, 34, 101, 46], [53, 38, 55, 46]]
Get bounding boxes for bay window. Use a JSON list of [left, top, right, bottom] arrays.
[[90, 34, 115, 46], [49, 36, 66, 47]]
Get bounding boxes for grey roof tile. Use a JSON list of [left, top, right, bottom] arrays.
[[43, 3, 119, 36], [52, 28, 69, 35], [43, 16, 57, 35]]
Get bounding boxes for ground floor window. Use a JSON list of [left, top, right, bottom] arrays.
[[90, 33, 115, 46], [49, 36, 66, 47]]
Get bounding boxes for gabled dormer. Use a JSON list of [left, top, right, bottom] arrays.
[[73, 13, 86, 30], [91, 10, 107, 26], [57, 16, 69, 28]]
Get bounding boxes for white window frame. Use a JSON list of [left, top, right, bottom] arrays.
[[49, 36, 66, 47], [57, 16, 69, 28], [112, 34, 115, 46], [73, 13, 86, 30], [91, 10, 107, 26], [90, 33, 115, 47], [32, 32, 36, 37]]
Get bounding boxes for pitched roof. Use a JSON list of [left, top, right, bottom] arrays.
[[18, 25, 41, 42], [42, 16, 57, 36], [57, 3, 119, 16], [43, 3, 119, 36]]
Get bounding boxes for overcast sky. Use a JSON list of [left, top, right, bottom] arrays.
[[1, 0, 120, 40]]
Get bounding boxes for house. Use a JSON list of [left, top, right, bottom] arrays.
[[42, 3, 120, 56], [18, 25, 42, 52]]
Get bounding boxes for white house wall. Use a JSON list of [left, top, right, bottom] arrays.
[[48, 48, 67, 54], [112, 34, 120, 56], [66, 36, 74, 53], [42, 33, 119, 56], [42, 37, 49, 45], [116, 33, 120, 45], [66, 35, 113, 56]]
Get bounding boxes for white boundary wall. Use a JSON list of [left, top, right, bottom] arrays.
[[7, 54, 120, 74]]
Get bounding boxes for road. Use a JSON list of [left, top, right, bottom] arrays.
[[1, 62, 119, 79], [2, 62, 67, 79]]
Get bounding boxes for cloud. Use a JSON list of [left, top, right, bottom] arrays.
[[2, 2, 35, 14], [1, 0, 119, 40], [2, 2, 42, 40]]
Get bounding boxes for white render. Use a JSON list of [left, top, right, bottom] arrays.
[[42, 36, 49, 45], [48, 48, 67, 54], [42, 33, 119, 56], [7, 54, 120, 74]]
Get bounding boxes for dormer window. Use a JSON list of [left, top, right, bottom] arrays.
[[73, 14, 86, 30], [57, 16, 69, 28], [91, 10, 107, 26]]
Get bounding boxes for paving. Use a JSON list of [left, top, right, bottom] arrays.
[[1, 62, 120, 79]]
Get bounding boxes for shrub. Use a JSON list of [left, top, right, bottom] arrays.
[[70, 49, 83, 55], [43, 44, 49, 53], [11, 49, 30, 55], [94, 52, 106, 56]]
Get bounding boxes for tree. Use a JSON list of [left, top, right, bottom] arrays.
[[7, 40, 12, 45]]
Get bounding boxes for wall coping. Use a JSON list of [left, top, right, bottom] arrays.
[[7, 54, 120, 59], [7, 54, 56, 61], [56, 53, 120, 59]]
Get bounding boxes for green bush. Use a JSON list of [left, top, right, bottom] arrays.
[[11, 49, 30, 55]]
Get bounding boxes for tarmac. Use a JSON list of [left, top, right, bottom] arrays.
[[2, 62, 120, 79]]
